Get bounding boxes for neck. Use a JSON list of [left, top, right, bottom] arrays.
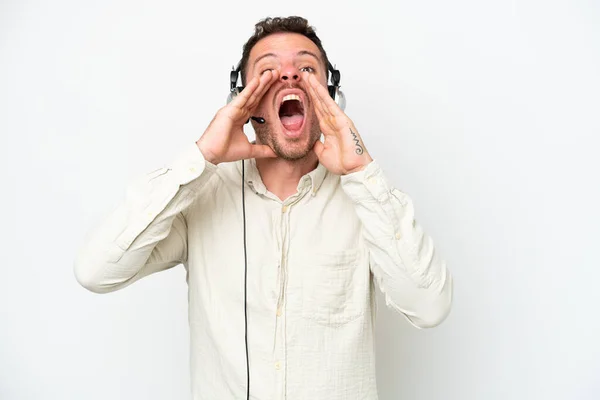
[[255, 153, 319, 201]]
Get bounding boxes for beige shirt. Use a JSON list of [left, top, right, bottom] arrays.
[[74, 143, 453, 400]]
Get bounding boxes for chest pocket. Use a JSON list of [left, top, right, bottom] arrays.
[[300, 248, 369, 326]]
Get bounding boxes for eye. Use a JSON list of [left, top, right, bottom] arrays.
[[261, 67, 275, 74], [300, 66, 315, 73]]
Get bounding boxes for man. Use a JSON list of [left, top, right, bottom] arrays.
[[75, 16, 453, 400]]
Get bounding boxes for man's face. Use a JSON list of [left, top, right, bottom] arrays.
[[245, 33, 327, 161]]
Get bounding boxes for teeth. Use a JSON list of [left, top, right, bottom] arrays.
[[282, 94, 301, 102]]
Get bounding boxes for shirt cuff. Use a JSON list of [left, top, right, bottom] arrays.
[[168, 142, 218, 188], [340, 160, 395, 204]]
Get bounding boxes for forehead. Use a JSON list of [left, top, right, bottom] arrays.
[[248, 32, 322, 66]]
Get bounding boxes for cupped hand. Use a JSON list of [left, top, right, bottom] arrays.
[[196, 70, 279, 164]]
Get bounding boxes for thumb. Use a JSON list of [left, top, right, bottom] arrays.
[[249, 144, 277, 159]]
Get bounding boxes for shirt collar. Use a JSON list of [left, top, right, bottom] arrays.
[[237, 158, 328, 196]]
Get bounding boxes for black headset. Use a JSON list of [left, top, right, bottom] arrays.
[[227, 60, 346, 111]]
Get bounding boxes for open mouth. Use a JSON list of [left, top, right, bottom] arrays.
[[278, 93, 305, 136]]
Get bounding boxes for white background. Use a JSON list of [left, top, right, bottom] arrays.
[[1, 0, 599, 399]]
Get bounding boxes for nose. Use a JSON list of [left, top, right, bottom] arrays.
[[280, 65, 300, 82]]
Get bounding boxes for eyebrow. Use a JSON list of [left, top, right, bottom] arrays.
[[253, 52, 277, 68], [252, 50, 322, 69], [296, 50, 321, 63]]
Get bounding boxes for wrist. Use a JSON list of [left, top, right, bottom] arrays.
[[196, 140, 220, 165], [344, 156, 373, 175]]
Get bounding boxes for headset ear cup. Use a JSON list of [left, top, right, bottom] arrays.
[[334, 87, 346, 111], [226, 90, 236, 104], [229, 69, 240, 104], [326, 63, 345, 111], [328, 85, 336, 100], [328, 85, 346, 111], [226, 86, 244, 105]]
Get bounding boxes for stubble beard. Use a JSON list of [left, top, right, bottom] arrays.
[[254, 112, 321, 161]]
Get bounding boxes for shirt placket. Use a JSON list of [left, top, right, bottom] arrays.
[[272, 184, 309, 400]]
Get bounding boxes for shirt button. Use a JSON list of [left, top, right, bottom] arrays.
[[368, 177, 377, 185], [276, 307, 282, 317], [395, 232, 401, 240], [275, 361, 281, 370], [282, 205, 288, 213], [189, 166, 197, 173]]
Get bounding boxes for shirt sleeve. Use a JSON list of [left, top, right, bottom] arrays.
[[74, 142, 218, 294], [340, 161, 453, 328]]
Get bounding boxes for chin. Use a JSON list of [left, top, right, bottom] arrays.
[[271, 131, 315, 161]]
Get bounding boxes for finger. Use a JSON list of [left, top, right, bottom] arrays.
[[306, 72, 344, 117], [309, 72, 339, 115], [245, 70, 279, 111], [302, 74, 338, 136], [230, 74, 261, 109], [302, 72, 329, 117], [248, 144, 277, 159], [238, 70, 278, 113], [230, 70, 276, 112]]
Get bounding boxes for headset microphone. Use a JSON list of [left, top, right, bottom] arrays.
[[250, 116, 265, 124]]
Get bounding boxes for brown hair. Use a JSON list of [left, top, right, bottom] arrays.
[[239, 16, 330, 85]]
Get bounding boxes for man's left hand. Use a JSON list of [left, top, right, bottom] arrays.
[[303, 71, 373, 175]]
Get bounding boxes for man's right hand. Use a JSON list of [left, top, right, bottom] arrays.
[[196, 70, 279, 165]]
